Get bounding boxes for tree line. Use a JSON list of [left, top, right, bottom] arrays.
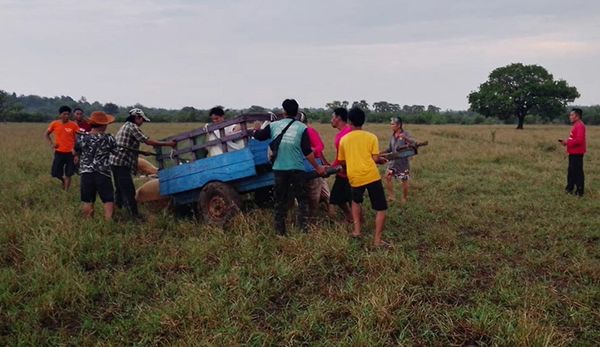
[[1, 63, 598, 126], [0, 92, 497, 124]]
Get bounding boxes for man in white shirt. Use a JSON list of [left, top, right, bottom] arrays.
[[205, 106, 244, 157]]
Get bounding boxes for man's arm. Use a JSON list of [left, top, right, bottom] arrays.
[[44, 128, 57, 149], [301, 130, 325, 176], [144, 139, 176, 147], [381, 138, 392, 155], [371, 136, 387, 165], [311, 128, 330, 165], [253, 124, 271, 141], [566, 124, 584, 147], [373, 154, 388, 165], [73, 137, 82, 164], [402, 131, 416, 145]]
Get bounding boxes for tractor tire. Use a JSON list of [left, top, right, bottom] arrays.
[[198, 182, 241, 226]]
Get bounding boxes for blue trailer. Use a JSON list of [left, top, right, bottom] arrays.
[[153, 113, 317, 225]]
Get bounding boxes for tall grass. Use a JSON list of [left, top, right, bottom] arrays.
[[0, 122, 598, 346]]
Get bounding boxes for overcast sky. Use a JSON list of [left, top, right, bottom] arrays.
[[1, 0, 599, 110]]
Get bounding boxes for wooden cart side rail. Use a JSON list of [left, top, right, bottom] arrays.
[[154, 113, 279, 167], [155, 129, 256, 162], [161, 113, 277, 142]]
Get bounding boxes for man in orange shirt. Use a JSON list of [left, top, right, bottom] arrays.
[[45, 106, 80, 190]]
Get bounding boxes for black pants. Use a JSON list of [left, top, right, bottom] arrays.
[[566, 154, 584, 196], [111, 165, 139, 215], [273, 170, 309, 235]]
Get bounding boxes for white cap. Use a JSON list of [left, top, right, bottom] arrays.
[[129, 108, 150, 122]]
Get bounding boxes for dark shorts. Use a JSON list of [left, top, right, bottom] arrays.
[[352, 179, 387, 211], [80, 172, 114, 203], [51, 152, 75, 178], [329, 175, 352, 205]]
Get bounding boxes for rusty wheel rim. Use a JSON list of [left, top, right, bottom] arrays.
[[208, 196, 227, 220]]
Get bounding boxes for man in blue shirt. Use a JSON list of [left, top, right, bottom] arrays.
[[254, 99, 325, 235]]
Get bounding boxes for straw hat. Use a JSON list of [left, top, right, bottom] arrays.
[[88, 111, 115, 125]]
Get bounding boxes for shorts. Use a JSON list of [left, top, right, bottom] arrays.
[[80, 172, 115, 203], [387, 168, 410, 182], [351, 179, 387, 211], [51, 151, 75, 178], [329, 175, 352, 205]]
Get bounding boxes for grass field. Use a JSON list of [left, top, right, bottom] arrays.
[[0, 122, 598, 346]]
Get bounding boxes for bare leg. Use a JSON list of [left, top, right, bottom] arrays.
[[385, 172, 395, 202], [340, 203, 353, 224], [373, 210, 386, 246], [351, 202, 362, 237], [82, 203, 94, 218], [63, 176, 71, 190], [103, 202, 114, 221], [401, 180, 409, 204], [327, 204, 337, 218]]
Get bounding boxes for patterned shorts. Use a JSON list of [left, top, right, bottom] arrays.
[[387, 168, 410, 182]]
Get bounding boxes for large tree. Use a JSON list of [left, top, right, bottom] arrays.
[[0, 90, 22, 121], [325, 100, 349, 110], [468, 63, 579, 129], [351, 100, 370, 111], [372, 101, 401, 113], [103, 102, 120, 115]]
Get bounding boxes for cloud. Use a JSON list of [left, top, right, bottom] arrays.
[[0, 0, 598, 109]]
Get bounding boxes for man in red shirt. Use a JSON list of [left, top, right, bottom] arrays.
[[560, 108, 586, 197], [74, 107, 92, 133], [329, 107, 353, 223], [298, 112, 331, 215], [45, 106, 80, 190]]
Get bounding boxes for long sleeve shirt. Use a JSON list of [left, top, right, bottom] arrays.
[[306, 127, 325, 160], [566, 120, 586, 155]]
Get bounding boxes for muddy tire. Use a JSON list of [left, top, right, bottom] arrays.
[[198, 182, 241, 226]]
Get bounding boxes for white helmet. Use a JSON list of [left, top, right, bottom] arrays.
[[129, 108, 150, 122]]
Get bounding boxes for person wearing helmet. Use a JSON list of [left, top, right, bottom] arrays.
[[108, 108, 176, 219]]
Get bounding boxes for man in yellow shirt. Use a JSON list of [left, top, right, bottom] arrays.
[[338, 107, 390, 248]]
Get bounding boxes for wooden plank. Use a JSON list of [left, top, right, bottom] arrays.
[[247, 139, 270, 166], [233, 172, 275, 193], [154, 113, 282, 162], [159, 149, 257, 196], [161, 113, 278, 142], [159, 148, 254, 181], [156, 130, 250, 162]]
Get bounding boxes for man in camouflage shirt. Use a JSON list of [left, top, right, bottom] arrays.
[[75, 111, 117, 220]]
